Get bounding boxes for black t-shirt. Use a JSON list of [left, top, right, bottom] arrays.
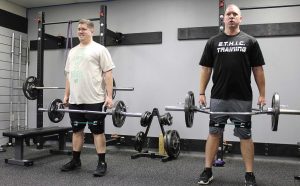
[[199, 31, 265, 101]]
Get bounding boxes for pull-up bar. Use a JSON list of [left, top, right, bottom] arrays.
[[240, 4, 300, 10], [43, 18, 101, 26]]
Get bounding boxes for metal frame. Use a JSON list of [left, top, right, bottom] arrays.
[[30, 5, 162, 51]]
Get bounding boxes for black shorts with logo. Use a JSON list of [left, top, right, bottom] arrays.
[[69, 102, 106, 134]]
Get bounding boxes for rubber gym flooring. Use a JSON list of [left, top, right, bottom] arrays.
[[0, 144, 300, 186]]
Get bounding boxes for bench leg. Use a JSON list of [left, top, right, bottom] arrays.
[[49, 132, 71, 155], [5, 138, 34, 166]]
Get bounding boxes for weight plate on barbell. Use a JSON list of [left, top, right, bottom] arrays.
[[134, 131, 145, 152], [164, 130, 180, 158], [112, 78, 116, 99], [140, 111, 152, 127], [271, 92, 280, 131], [184, 91, 195, 128], [22, 76, 39, 100], [112, 100, 126, 128], [48, 99, 65, 123], [159, 112, 173, 126]]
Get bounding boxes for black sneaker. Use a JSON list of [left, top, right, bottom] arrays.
[[93, 162, 107, 177], [61, 159, 81, 172], [245, 173, 257, 186], [198, 169, 213, 185]]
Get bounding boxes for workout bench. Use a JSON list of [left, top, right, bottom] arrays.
[[3, 126, 72, 166]]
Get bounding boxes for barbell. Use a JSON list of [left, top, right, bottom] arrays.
[[38, 99, 173, 128], [22, 76, 134, 100], [165, 91, 300, 131]]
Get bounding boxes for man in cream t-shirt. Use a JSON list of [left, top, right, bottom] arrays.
[[62, 19, 115, 177]]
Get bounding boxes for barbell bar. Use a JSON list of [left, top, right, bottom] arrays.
[[165, 91, 300, 131], [38, 98, 172, 128], [22, 76, 134, 100]]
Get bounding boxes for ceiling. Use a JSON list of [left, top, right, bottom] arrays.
[[7, 0, 112, 8]]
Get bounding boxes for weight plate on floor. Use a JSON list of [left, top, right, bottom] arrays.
[[134, 131, 145, 152], [164, 130, 180, 158]]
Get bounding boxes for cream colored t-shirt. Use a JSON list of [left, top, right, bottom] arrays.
[[65, 41, 115, 104]]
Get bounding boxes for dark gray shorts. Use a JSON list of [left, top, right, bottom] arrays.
[[209, 99, 252, 139]]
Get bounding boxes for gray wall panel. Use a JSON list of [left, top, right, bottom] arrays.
[[0, 26, 28, 145]]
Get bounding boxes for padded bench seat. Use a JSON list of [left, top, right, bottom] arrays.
[[3, 126, 72, 166]]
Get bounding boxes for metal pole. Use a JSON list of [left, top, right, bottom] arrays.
[[43, 17, 100, 26], [280, 109, 300, 115], [165, 106, 185, 111], [25, 46, 29, 129], [240, 4, 300, 10], [99, 5, 107, 45], [120, 111, 142, 117], [38, 108, 142, 117], [37, 12, 45, 128], [9, 33, 15, 131], [17, 35, 22, 129]]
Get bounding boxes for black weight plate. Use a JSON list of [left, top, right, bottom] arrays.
[[48, 99, 65, 123], [271, 93, 280, 131], [112, 78, 116, 99], [112, 100, 127, 128], [22, 76, 38, 100], [184, 91, 195, 128], [160, 112, 173, 126], [140, 111, 152, 127], [164, 130, 171, 156], [164, 130, 181, 158], [134, 131, 145, 152]]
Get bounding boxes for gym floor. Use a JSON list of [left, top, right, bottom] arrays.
[[0, 144, 300, 186]]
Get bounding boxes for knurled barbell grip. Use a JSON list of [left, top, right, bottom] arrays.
[[34, 87, 133, 90], [208, 111, 266, 115], [39, 107, 143, 117], [38, 107, 112, 115], [58, 108, 112, 115], [165, 105, 271, 115], [35, 87, 65, 89]]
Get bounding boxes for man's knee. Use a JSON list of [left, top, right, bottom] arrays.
[[209, 127, 224, 136], [88, 120, 105, 134], [234, 127, 252, 139]]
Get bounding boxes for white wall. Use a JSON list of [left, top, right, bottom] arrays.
[[0, 0, 26, 17], [26, 0, 300, 144]]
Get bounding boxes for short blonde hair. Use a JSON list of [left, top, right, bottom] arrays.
[[78, 19, 94, 29]]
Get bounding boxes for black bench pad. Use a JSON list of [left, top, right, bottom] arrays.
[[3, 126, 72, 138]]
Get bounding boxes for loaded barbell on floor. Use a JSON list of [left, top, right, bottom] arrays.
[[22, 76, 134, 100], [165, 91, 300, 131], [38, 99, 173, 128]]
